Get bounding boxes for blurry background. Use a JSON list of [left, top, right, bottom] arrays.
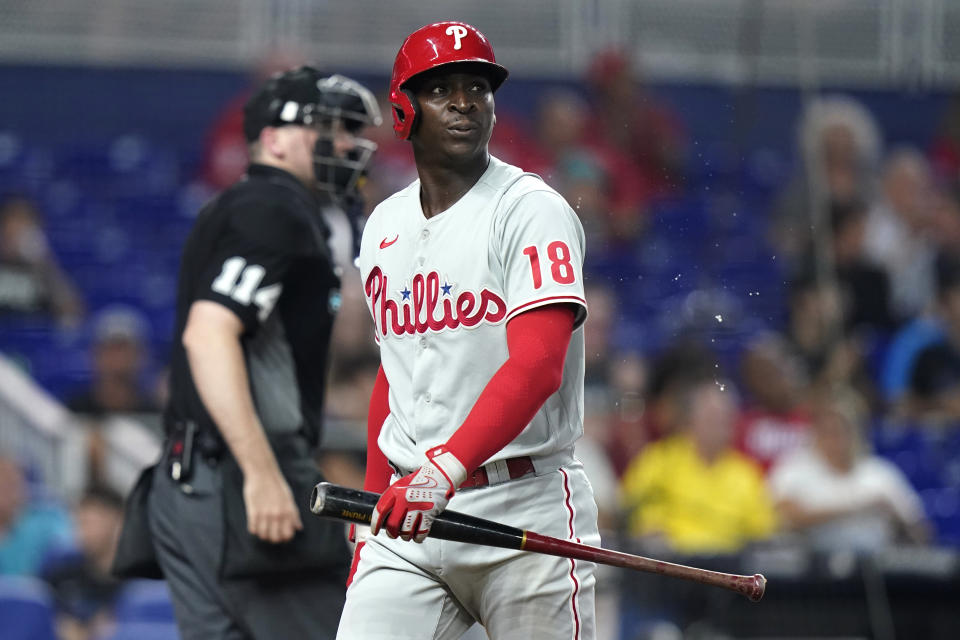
[[1, 1, 959, 639]]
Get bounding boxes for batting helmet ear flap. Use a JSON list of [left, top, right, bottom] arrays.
[[389, 86, 419, 140], [402, 88, 420, 138]]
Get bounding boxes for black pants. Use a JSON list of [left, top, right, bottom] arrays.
[[147, 458, 346, 640]]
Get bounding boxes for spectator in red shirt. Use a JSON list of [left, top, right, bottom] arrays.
[[736, 333, 812, 473], [493, 90, 626, 246], [582, 49, 687, 198], [929, 93, 960, 184]]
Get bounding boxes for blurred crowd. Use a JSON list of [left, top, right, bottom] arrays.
[[4, 47, 960, 638]]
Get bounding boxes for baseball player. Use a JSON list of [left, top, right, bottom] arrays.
[[341, 21, 599, 640]]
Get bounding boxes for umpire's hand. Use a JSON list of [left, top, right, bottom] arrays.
[[243, 469, 304, 543]]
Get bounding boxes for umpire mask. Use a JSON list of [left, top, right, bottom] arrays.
[[310, 74, 382, 203]]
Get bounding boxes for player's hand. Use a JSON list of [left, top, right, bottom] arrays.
[[243, 469, 303, 543], [346, 523, 369, 587], [370, 446, 468, 543]]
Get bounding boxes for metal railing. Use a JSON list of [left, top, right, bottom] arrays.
[[0, 354, 161, 498], [0, 354, 88, 499], [0, 0, 958, 88]]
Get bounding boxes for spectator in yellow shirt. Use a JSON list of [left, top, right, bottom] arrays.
[[620, 378, 777, 553]]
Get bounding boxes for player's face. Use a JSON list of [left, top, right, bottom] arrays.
[[412, 69, 494, 160]]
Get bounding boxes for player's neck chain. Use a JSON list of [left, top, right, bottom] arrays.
[[365, 267, 506, 337]]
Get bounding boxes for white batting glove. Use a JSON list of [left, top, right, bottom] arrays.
[[370, 446, 468, 543]]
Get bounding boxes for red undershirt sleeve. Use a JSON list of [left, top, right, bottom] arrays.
[[363, 365, 394, 492], [442, 304, 576, 475]]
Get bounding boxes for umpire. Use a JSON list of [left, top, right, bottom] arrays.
[[148, 67, 381, 639]]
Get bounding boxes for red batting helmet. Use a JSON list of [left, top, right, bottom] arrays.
[[389, 21, 509, 139]]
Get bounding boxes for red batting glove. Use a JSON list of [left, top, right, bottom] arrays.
[[346, 523, 369, 587], [370, 446, 468, 543]]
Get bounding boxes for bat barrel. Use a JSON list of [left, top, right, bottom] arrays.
[[522, 531, 766, 602]]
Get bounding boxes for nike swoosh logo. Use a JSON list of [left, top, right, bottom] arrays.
[[380, 235, 399, 249], [409, 477, 439, 489]]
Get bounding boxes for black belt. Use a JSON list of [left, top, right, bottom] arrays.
[[164, 421, 309, 484]]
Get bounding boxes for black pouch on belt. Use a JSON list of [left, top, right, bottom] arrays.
[[112, 420, 202, 579], [111, 462, 163, 579], [218, 433, 350, 580]]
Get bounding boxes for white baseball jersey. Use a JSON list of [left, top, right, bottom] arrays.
[[357, 155, 587, 473]]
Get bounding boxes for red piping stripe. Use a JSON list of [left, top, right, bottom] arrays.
[[506, 296, 587, 321], [560, 468, 581, 640]]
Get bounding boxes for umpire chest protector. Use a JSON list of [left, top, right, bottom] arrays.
[[166, 164, 340, 450]]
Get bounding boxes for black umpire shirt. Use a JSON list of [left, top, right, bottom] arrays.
[[165, 164, 340, 448]]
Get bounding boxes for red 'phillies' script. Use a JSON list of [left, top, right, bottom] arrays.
[[365, 267, 506, 336]]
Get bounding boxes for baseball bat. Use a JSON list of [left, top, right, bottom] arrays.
[[309, 482, 766, 602]]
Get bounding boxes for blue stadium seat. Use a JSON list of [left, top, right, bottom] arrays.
[[871, 422, 926, 457], [100, 622, 180, 640], [648, 199, 712, 248], [744, 147, 790, 195], [685, 140, 739, 190], [873, 424, 960, 544], [942, 432, 960, 490], [0, 135, 56, 189], [921, 487, 960, 545], [0, 575, 58, 640], [113, 579, 177, 624], [114, 579, 176, 624], [0, 130, 24, 172], [894, 448, 942, 491], [56, 145, 115, 187]]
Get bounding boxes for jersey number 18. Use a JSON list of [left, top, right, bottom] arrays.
[[522, 241, 575, 289]]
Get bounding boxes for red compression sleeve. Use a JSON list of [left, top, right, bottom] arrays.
[[364, 365, 394, 492], [443, 305, 576, 474]]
